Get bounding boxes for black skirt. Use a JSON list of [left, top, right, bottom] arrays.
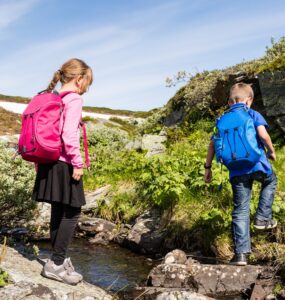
[[32, 160, 86, 207]]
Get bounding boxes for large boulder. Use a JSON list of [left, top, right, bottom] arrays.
[[0, 246, 113, 300], [147, 250, 265, 297], [142, 133, 167, 157], [258, 69, 285, 133], [123, 209, 168, 255]]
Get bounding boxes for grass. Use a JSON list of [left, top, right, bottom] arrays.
[[81, 106, 153, 118], [109, 117, 137, 135], [0, 93, 153, 118], [0, 107, 21, 135], [0, 94, 30, 104]]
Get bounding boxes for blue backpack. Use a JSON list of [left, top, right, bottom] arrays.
[[213, 104, 262, 171]]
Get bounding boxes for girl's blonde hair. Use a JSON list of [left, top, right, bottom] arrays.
[[47, 58, 93, 94]]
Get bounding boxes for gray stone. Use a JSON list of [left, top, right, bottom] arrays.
[[142, 134, 167, 157], [27, 202, 51, 240], [148, 260, 265, 297], [88, 231, 114, 245], [119, 287, 215, 300], [125, 138, 143, 150], [156, 291, 216, 300], [0, 246, 113, 300], [78, 217, 116, 235], [258, 70, 285, 117], [83, 185, 111, 213], [124, 209, 167, 254], [0, 134, 19, 148], [250, 268, 278, 300], [164, 106, 187, 127], [164, 250, 188, 265]]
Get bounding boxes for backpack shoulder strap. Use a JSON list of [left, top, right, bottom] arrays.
[[59, 91, 76, 98], [80, 121, 90, 170]]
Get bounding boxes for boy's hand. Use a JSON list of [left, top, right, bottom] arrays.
[[204, 169, 212, 183], [267, 151, 276, 161]]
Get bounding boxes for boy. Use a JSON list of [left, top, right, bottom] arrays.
[[204, 83, 278, 266]]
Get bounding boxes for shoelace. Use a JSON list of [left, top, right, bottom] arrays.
[[64, 259, 75, 274], [263, 219, 274, 228]]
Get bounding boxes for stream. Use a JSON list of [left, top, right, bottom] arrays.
[[37, 238, 155, 292], [37, 239, 245, 299]]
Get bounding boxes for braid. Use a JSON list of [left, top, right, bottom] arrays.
[[47, 70, 61, 92]]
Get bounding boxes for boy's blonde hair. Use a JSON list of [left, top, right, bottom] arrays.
[[229, 83, 254, 104], [47, 58, 93, 94]]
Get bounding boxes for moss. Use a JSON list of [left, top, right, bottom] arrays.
[[0, 269, 10, 287], [109, 117, 137, 135]]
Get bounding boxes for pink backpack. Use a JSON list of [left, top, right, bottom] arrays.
[[18, 91, 90, 168]]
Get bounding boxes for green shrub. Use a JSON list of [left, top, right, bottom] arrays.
[[0, 143, 36, 226], [0, 269, 10, 287]]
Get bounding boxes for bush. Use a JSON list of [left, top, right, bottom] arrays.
[[0, 143, 36, 226]]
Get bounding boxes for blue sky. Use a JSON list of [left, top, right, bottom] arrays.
[[0, 0, 285, 111]]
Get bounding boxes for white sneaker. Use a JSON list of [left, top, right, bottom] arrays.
[[41, 259, 82, 285], [63, 257, 83, 282]]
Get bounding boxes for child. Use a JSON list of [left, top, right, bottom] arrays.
[[204, 83, 277, 266], [32, 58, 93, 284]]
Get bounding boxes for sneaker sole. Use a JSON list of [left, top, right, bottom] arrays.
[[230, 262, 247, 266], [41, 270, 80, 285], [253, 223, 277, 230]]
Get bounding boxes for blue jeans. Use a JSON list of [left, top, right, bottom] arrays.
[[230, 171, 277, 254]]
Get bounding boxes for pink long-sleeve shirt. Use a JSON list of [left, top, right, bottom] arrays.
[[59, 92, 84, 168]]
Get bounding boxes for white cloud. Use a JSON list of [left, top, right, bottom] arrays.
[[0, 0, 38, 29]]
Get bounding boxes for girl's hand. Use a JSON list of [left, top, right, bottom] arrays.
[[204, 169, 212, 183], [73, 168, 83, 181]]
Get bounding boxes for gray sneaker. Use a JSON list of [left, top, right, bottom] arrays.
[[63, 257, 83, 282], [254, 218, 277, 230], [41, 259, 82, 285]]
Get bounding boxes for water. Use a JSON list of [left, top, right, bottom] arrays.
[[37, 239, 244, 299], [37, 238, 154, 292]]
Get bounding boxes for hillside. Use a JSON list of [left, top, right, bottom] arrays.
[[0, 94, 152, 118], [0, 107, 21, 135], [144, 37, 285, 141]]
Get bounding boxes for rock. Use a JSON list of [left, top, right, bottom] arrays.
[[83, 185, 111, 213], [0, 246, 113, 300], [147, 260, 265, 297], [156, 291, 216, 300], [0, 281, 59, 300], [125, 138, 143, 150], [164, 250, 187, 265], [164, 106, 187, 127], [0, 134, 19, 148], [142, 134, 167, 157], [277, 289, 285, 299], [124, 209, 168, 254], [113, 225, 131, 246], [258, 70, 285, 134], [88, 231, 114, 245], [78, 217, 116, 235], [119, 287, 215, 300], [27, 202, 51, 240], [250, 268, 278, 300]]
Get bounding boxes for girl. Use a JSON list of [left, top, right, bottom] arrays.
[[32, 58, 93, 285]]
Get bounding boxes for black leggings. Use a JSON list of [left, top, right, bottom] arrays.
[[50, 202, 81, 265]]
